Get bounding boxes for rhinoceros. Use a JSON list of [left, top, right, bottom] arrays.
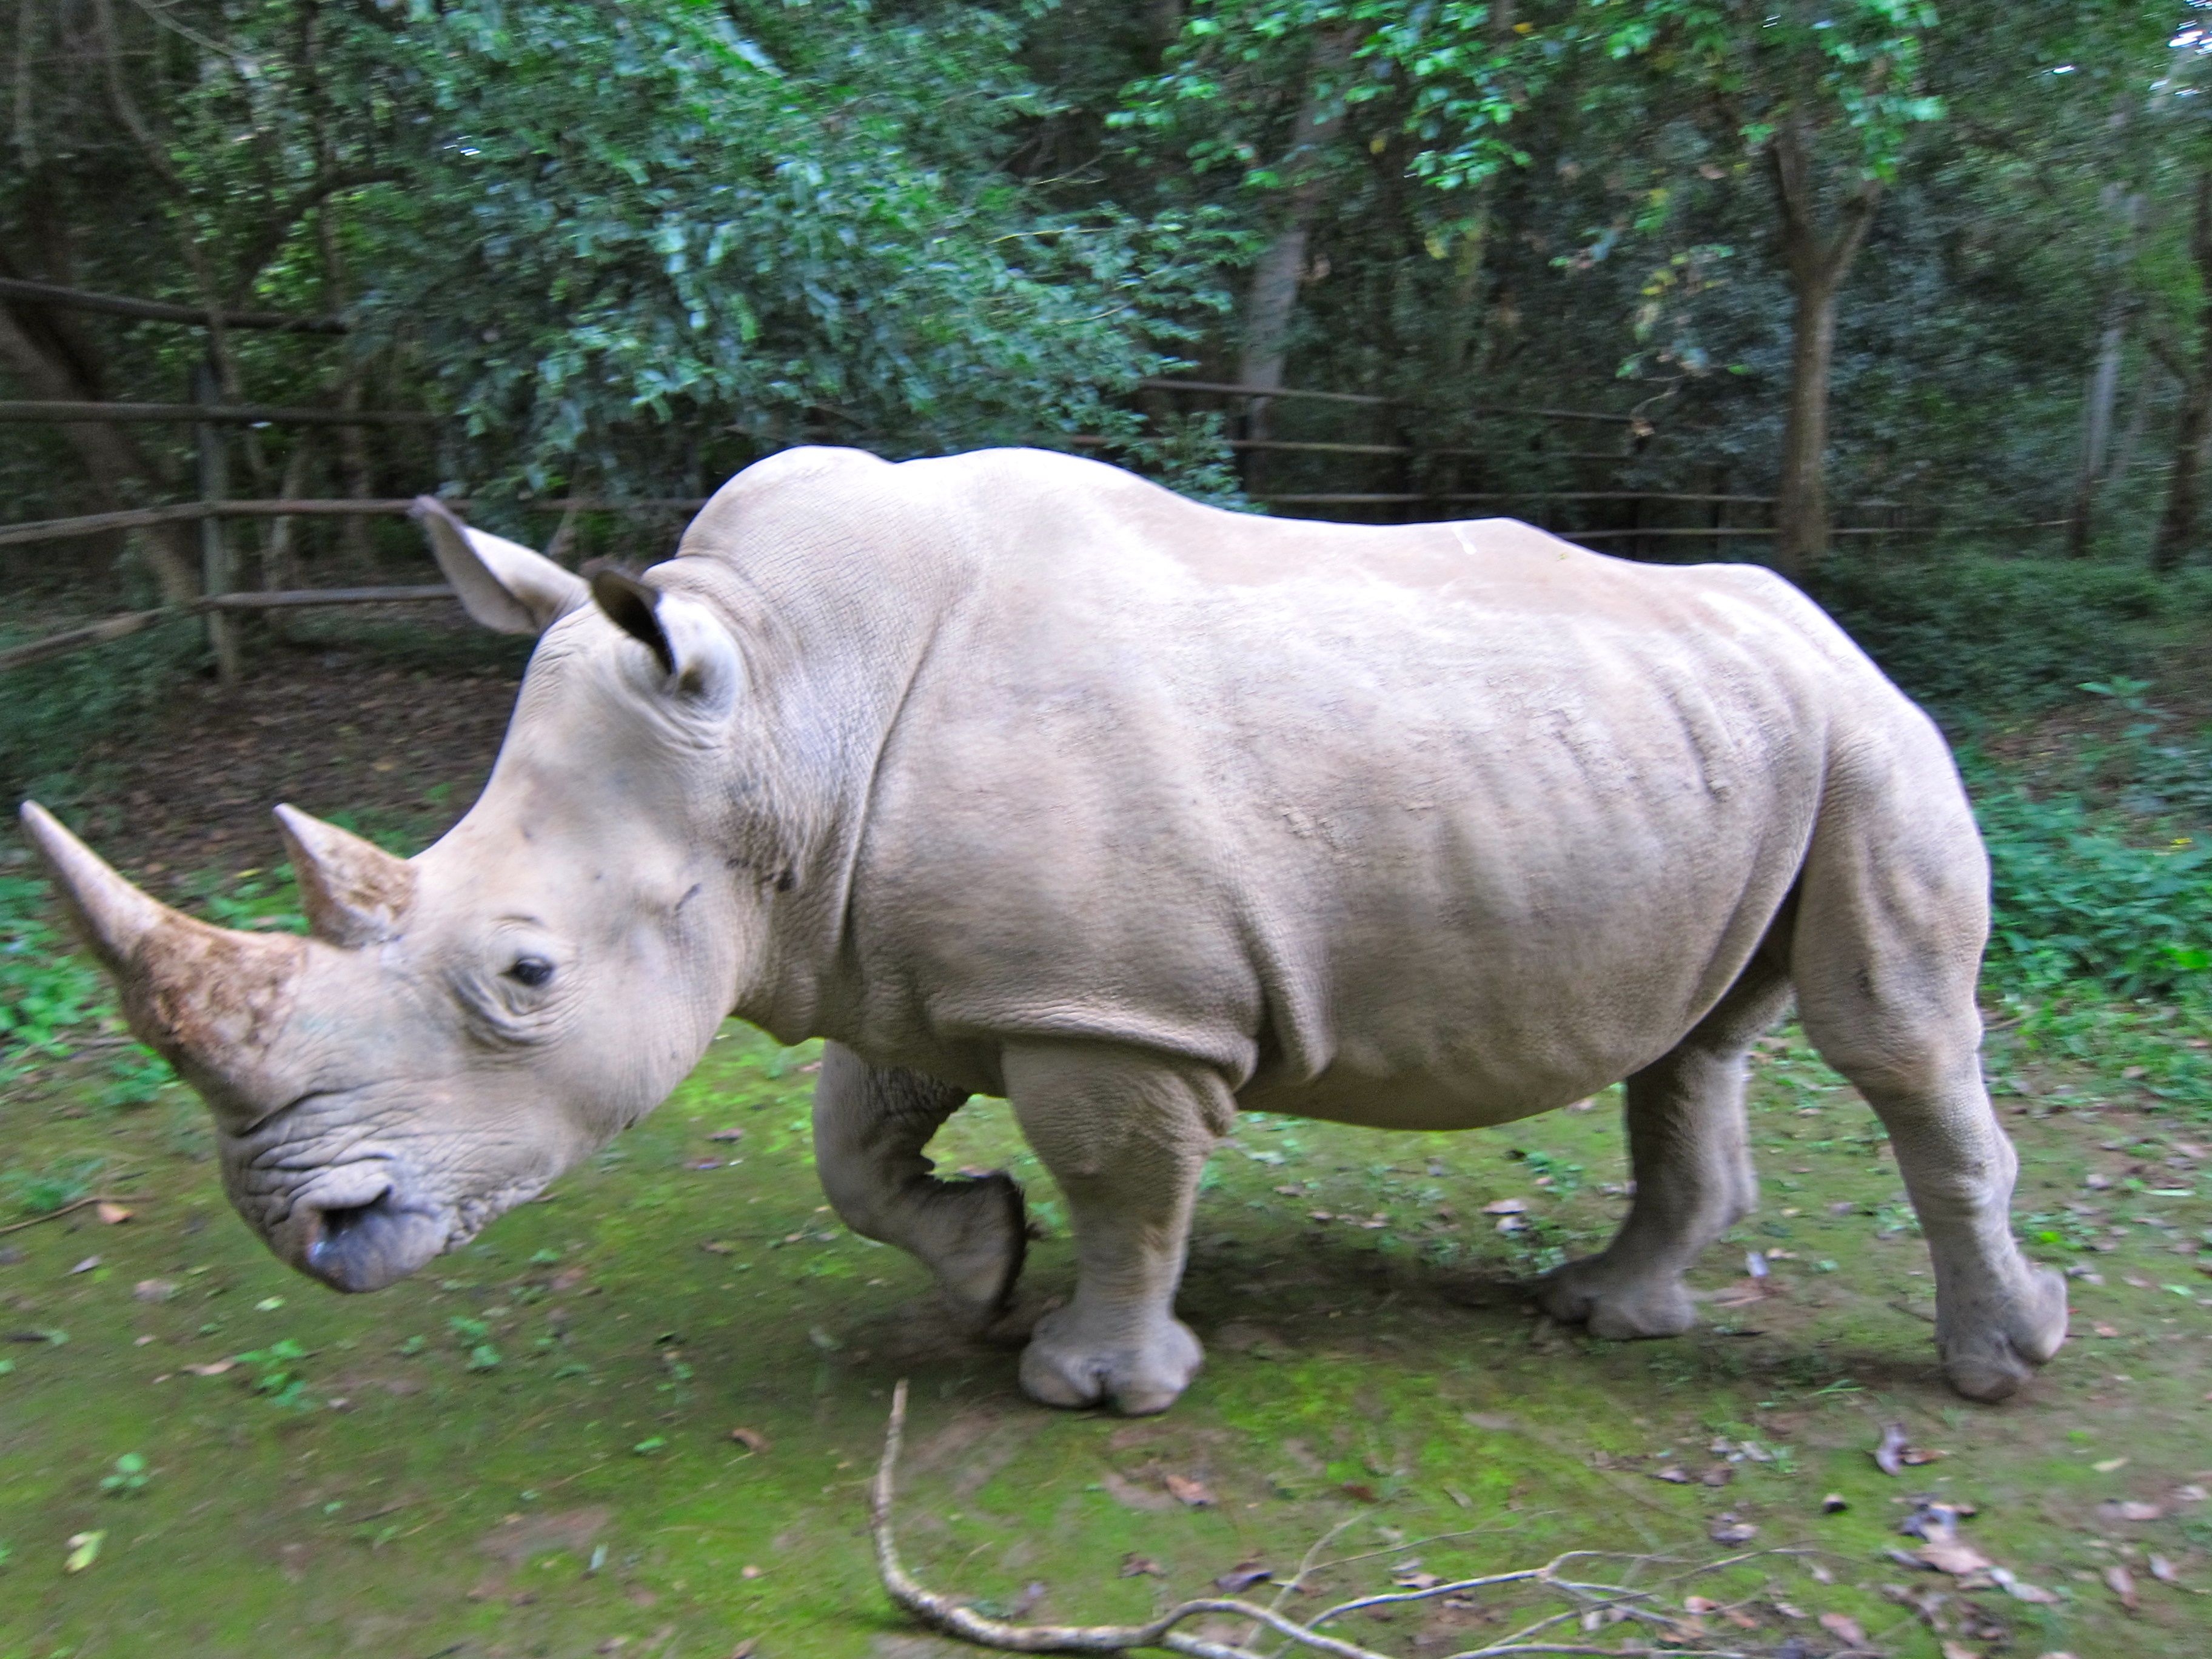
[[21, 446, 2066, 1414]]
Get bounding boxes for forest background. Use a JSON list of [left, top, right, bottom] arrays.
[[4, 0, 2212, 1104]]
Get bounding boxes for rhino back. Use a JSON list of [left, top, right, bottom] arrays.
[[792, 452, 1914, 1125]]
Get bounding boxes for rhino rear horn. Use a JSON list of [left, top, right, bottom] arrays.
[[273, 805, 415, 947], [19, 802, 307, 1108]]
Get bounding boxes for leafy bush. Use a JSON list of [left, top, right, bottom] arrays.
[[1974, 771, 2212, 999], [1812, 554, 2212, 720], [0, 874, 110, 1065]]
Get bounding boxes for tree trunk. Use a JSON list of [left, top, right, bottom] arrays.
[[2068, 312, 2128, 557], [1766, 124, 1879, 581], [1236, 32, 1352, 435], [1774, 271, 1838, 577], [2068, 188, 2143, 558], [2152, 167, 2212, 574], [0, 295, 199, 602]]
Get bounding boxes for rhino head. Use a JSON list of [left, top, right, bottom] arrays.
[[21, 501, 763, 1292]]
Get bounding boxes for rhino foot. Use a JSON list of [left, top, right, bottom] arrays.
[[1537, 1255, 1698, 1341], [1018, 1306, 1203, 1416], [1939, 1262, 2067, 1402], [927, 1171, 1029, 1333]]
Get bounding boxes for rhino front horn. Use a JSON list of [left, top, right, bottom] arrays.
[[273, 804, 415, 947], [18, 802, 306, 1114]]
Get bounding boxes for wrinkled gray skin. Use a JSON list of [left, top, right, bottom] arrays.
[[23, 446, 2066, 1415]]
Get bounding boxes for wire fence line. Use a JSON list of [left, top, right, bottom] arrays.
[[2, 373, 1956, 680]]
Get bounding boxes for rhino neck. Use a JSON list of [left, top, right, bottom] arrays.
[[655, 451, 969, 1042]]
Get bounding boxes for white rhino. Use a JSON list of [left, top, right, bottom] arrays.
[[22, 446, 2065, 1414]]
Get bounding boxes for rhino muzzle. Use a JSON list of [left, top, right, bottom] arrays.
[[20, 800, 456, 1290], [295, 1181, 449, 1293]]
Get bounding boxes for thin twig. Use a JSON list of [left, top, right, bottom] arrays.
[[0, 1193, 144, 1235], [868, 1381, 1777, 1659]]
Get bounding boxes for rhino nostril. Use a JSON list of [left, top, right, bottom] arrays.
[[304, 1187, 394, 1268]]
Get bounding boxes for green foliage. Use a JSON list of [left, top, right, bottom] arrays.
[[333, 2, 1247, 497], [0, 876, 110, 1065], [1974, 766, 2212, 1000], [0, 625, 209, 806], [1812, 555, 2212, 718], [99, 1453, 152, 1498], [231, 1338, 316, 1411], [98, 1047, 176, 1111], [0, 1156, 106, 1219]]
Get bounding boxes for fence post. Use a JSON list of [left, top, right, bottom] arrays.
[[192, 361, 241, 684]]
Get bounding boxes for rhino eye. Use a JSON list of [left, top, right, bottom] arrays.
[[505, 956, 555, 989]]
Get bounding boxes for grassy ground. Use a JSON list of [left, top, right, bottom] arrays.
[[1, 996, 2208, 1658], [2, 558, 2210, 1658]]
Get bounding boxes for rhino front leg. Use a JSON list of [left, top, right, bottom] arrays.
[[1004, 1041, 1233, 1415], [811, 1043, 1027, 1326], [1540, 961, 1790, 1339]]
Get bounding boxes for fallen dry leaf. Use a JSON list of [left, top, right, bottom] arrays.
[[2093, 1322, 2121, 1338], [1392, 1567, 1443, 1590], [1819, 1611, 1866, 1646], [1902, 1446, 1948, 1466], [2150, 1554, 2179, 1584], [1119, 1554, 1163, 1578], [67, 1256, 99, 1275], [64, 1531, 102, 1574], [728, 1427, 769, 1453], [1650, 1466, 1692, 1484], [707, 1128, 744, 1142], [183, 1360, 235, 1377], [1992, 1569, 2060, 1604], [1683, 1595, 1719, 1614], [1874, 1422, 1910, 1476], [1822, 1492, 1849, 1513], [2098, 1500, 2162, 1522], [1481, 1197, 1527, 1215], [1940, 1642, 1982, 1659], [1339, 1480, 1378, 1503], [2105, 1563, 2138, 1609], [1163, 1473, 1216, 1507], [1919, 1540, 1995, 1576], [132, 1279, 176, 1303], [1708, 1518, 1756, 1546], [1215, 1562, 1271, 1593], [96, 1202, 133, 1225], [728, 1641, 757, 1659]]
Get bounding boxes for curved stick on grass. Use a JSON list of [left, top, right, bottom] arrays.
[[868, 1380, 1768, 1659]]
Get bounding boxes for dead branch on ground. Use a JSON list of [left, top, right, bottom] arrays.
[[869, 1379, 1827, 1659]]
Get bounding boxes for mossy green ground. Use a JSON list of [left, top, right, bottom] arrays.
[[3, 997, 2210, 1658]]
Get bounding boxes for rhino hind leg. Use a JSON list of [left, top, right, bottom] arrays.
[[1789, 779, 2067, 1403], [1003, 1041, 1232, 1415], [811, 1044, 1027, 1326], [1540, 957, 1791, 1341]]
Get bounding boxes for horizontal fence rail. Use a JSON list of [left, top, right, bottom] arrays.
[[1, 375, 1980, 680], [0, 278, 347, 335], [0, 401, 437, 426]]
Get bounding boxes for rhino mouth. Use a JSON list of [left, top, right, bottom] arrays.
[[293, 1175, 451, 1293]]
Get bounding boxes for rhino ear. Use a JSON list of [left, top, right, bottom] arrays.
[[588, 568, 740, 715], [412, 496, 586, 635]]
